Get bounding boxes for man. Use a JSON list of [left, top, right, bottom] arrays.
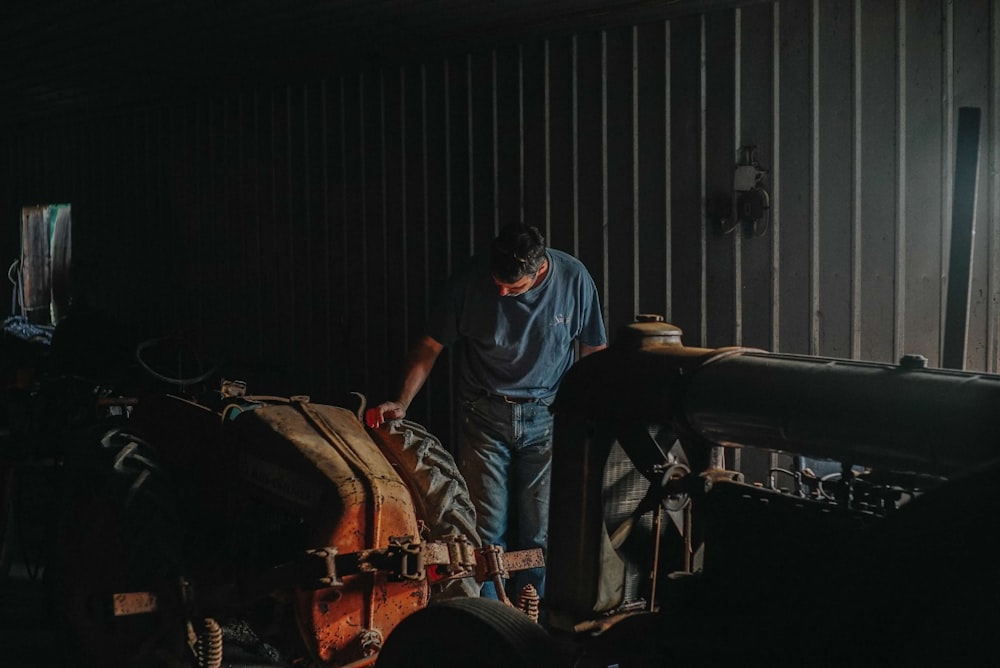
[[365, 223, 607, 599]]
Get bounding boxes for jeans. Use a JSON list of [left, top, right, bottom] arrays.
[[457, 387, 553, 600]]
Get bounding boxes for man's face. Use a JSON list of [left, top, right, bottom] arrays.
[[493, 271, 536, 297]]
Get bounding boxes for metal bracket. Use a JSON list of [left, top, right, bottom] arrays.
[[475, 544, 509, 583], [346, 536, 425, 582], [421, 534, 478, 581], [472, 545, 545, 583], [305, 547, 342, 588]]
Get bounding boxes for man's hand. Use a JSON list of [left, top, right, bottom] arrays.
[[365, 335, 443, 429], [365, 401, 407, 428]]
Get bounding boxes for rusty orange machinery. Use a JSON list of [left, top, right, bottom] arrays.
[[53, 396, 462, 668], [79, 392, 540, 668], [64, 394, 438, 667], [228, 398, 429, 666]]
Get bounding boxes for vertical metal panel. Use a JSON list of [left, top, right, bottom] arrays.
[[300, 82, 322, 397], [399, 67, 416, 357], [635, 21, 669, 320], [519, 47, 526, 222], [469, 52, 495, 255], [544, 41, 554, 237], [521, 41, 547, 228], [665, 22, 673, 324], [317, 83, 333, 394], [90, 120, 106, 315], [601, 31, 610, 324], [894, 3, 907, 364], [776, 0, 812, 355], [444, 59, 458, 276], [219, 99, 234, 363], [605, 26, 636, 332], [941, 0, 955, 365], [704, 10, 737, 348], [329, 79, 349, 393], [816, 0, 854, 358], [699, 17, 708, 347], [633, 26, 641, 320], [574, 31, 606, 314], [669, 15, 704, 345], [461, 55, 474, 255], [852, 0, 863, 359], [858, 0, 898, 362], [117, 118, 133, 327], [444, 60, 460, 446], [402, 64, 426, 409], [545, 36, 576, 251], [737, 3, 774, 351], [420, 59, 455, 438], [180, 104, 202, 335], [270, 86, 293, 378], [281, 87, 298, 382], [990, 0, 1000, 373], [811, 0, 821, 356], [3, 136, 12, 256], [145, 109, 162, 341], [903, 0, 946, 363], [94, 120, 112, 319], [289, 85, 309, 386], [953, 0, 992, 370], [208, 100, 224, 354], [493, 52, 500, 234], [361, 72, 384, 393], [733, 10, 743, 348], [383, 67, 408, 394], [341, 73, 368, 392], [253, 92, 266, 363], [495, 48, 521, 229], [375, 72, 390, 394], [573, 36, 581, 256], [771, 2, 781, 352]]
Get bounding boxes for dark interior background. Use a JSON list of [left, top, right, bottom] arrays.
[[1, 0, 997, 449]]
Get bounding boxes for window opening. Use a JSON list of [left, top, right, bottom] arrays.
[[10, 204, 72, 328]]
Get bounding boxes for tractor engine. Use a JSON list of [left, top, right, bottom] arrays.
[[545, 317, 1000, 666]]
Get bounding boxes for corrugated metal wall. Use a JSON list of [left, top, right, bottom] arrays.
[[2, 0, 998, 447]]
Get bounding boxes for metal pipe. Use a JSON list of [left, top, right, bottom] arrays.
[[682, 351, 1000, 476], [554, 320, 1000, 477]]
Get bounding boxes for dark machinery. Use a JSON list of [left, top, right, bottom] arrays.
[[377, 317, 1000, 667]]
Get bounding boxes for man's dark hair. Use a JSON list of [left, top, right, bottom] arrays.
[[489, 224, 546, 283]]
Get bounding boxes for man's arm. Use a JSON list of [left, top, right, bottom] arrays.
[[365, 335, 445, 428], [580, 342, 607, 358]]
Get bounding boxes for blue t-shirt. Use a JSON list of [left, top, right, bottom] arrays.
[[428, 249, 607, 400]]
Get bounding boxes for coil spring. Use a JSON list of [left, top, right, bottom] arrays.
[[360, 628, 384, 655], [517, 584, 540, 623], [187, 617, 223, 668]]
